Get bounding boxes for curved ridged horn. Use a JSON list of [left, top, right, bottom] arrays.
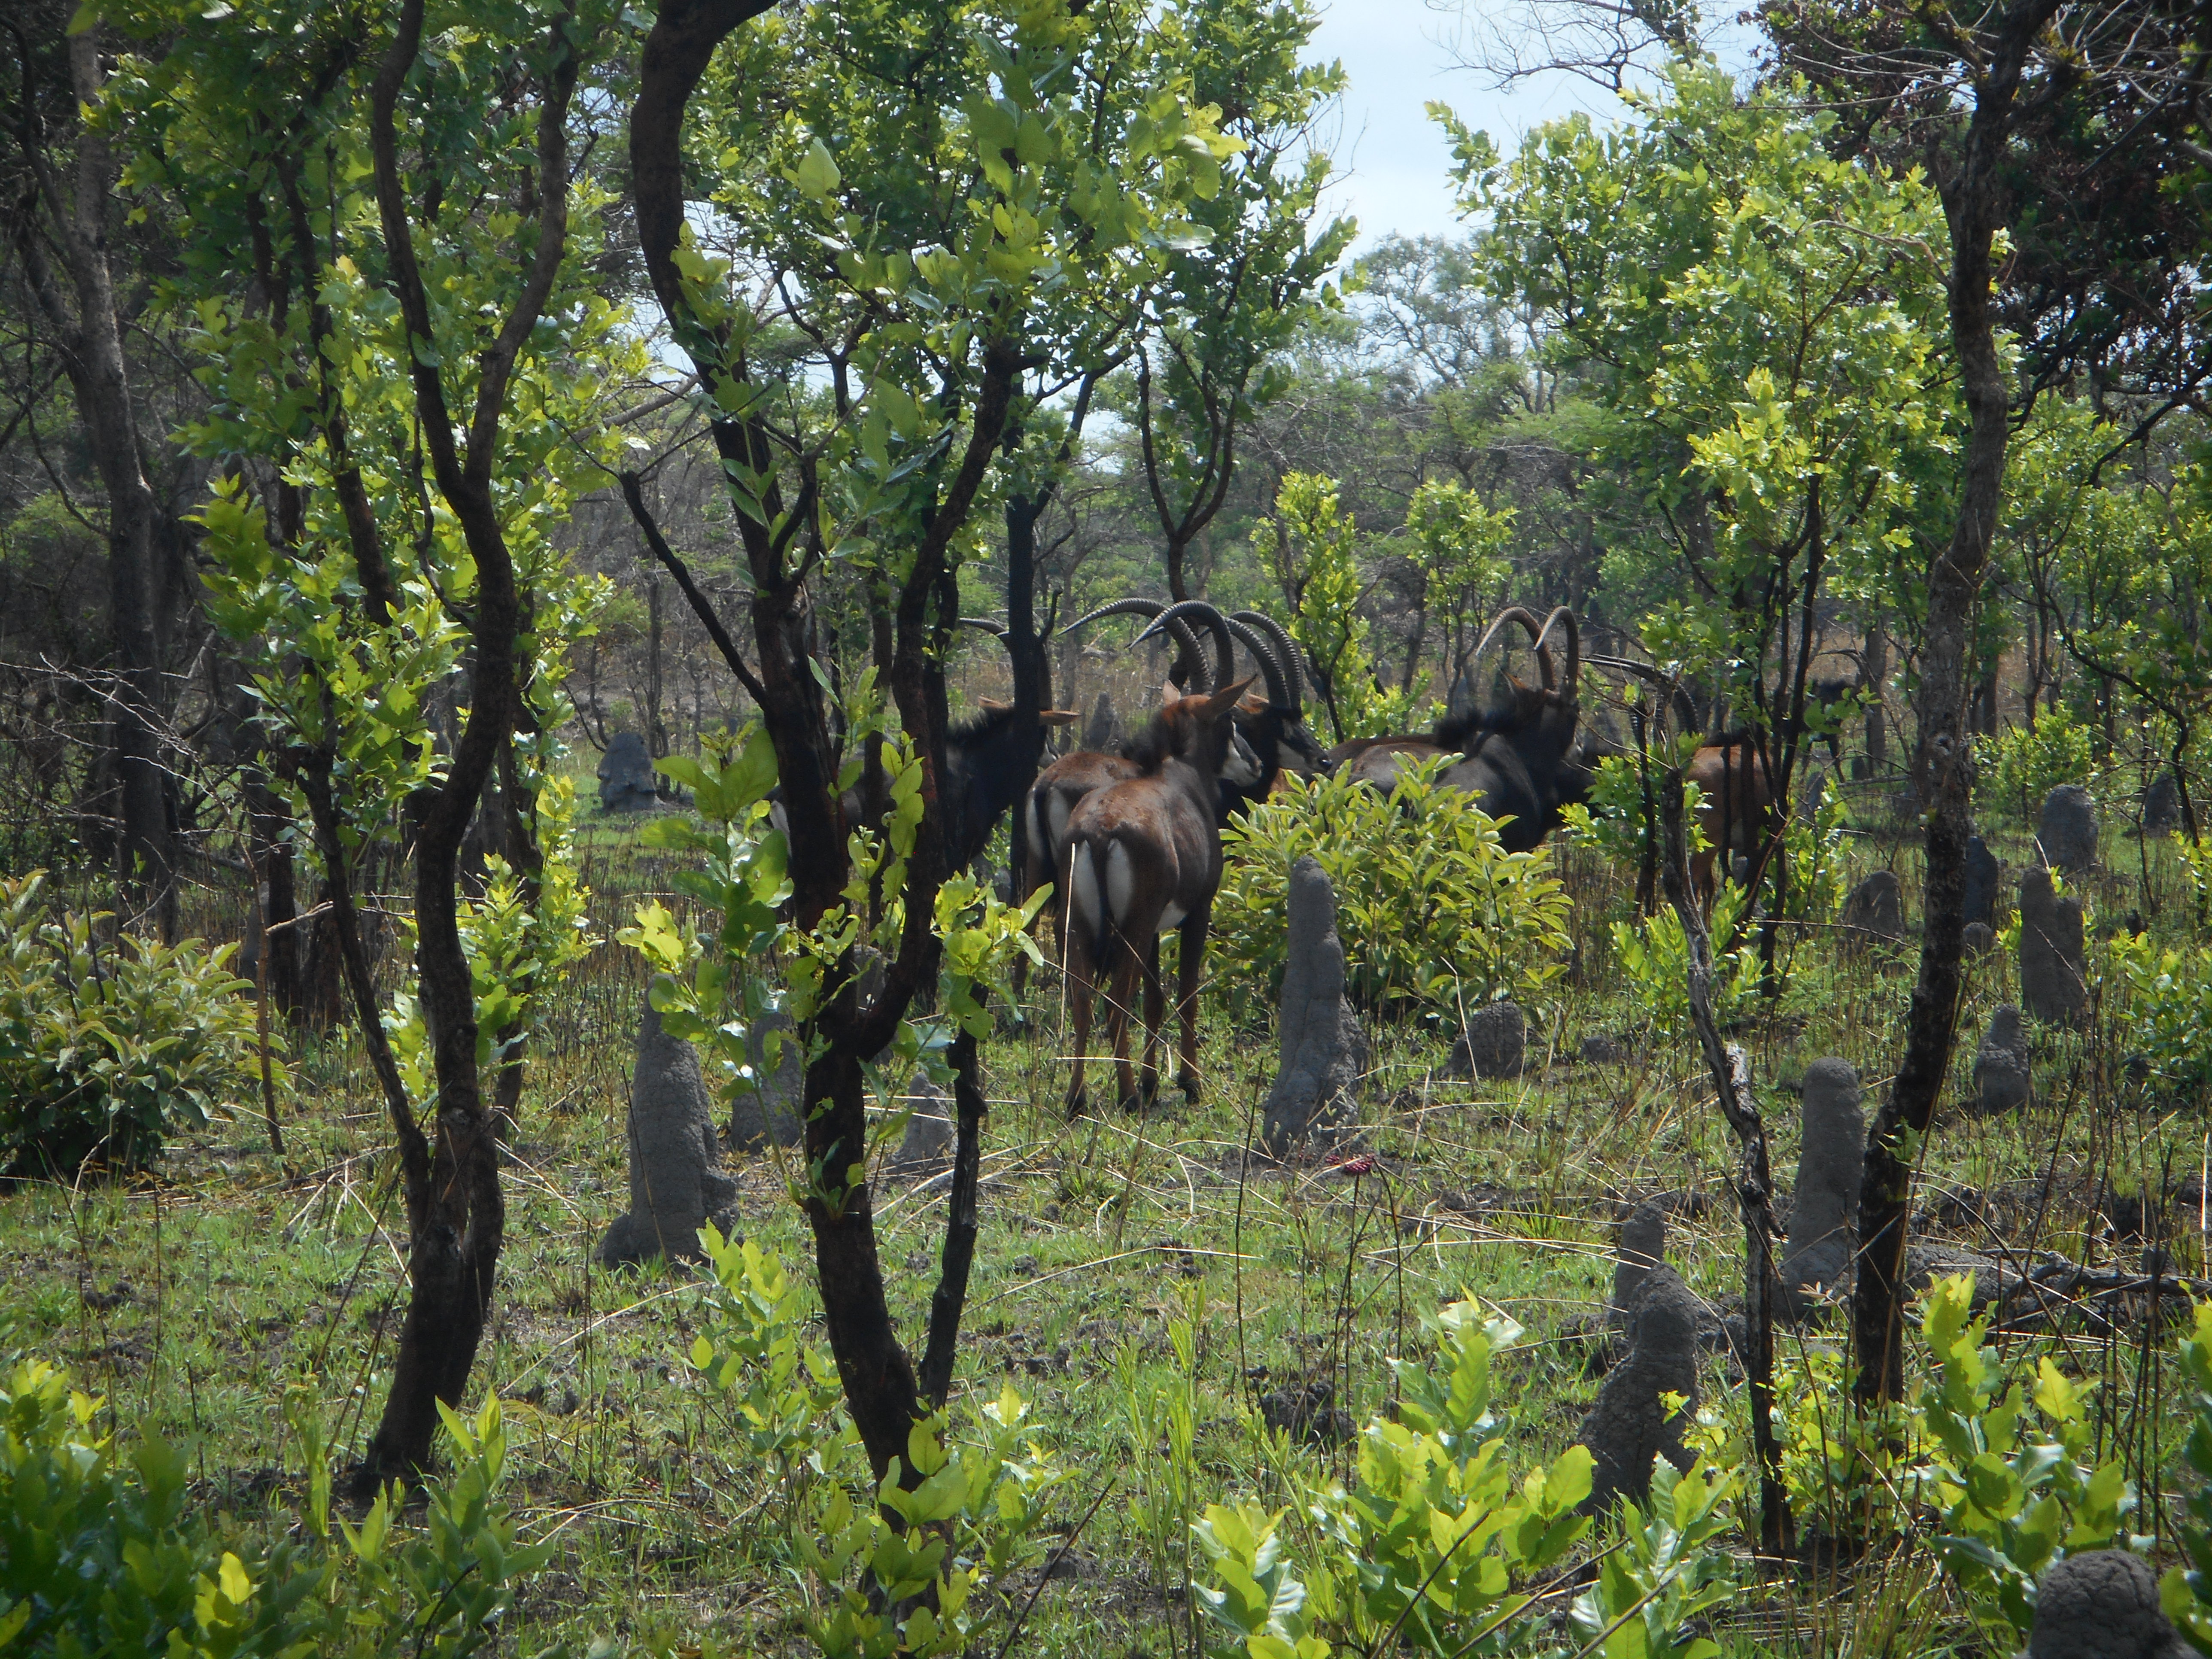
[[1585, 652, 1666, 687], [1533, 607, 1580, 696], [1137, 599, 1237, 694], [956, 616, 1007, 636], [1470, 606, 1555, 691], [1229, 611, 1303, 718], [1221, 617, 1289, 711], [1060, 597, 1206, 687]]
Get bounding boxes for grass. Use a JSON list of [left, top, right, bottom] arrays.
[[3, 766, 2207, 1656]]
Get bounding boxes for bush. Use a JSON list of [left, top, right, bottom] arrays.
[[1609, 882, 1765, 1043], [1912, 1274, 2129, 1644], [1559, 750, 1709, 878], [1212, 757, 1573, 1025], [684, 1231, 1066, 1659], [1975, 707, 2099, 823], [0, 1357, 571, 1659], [2103, 931, 2212, 1100], [0, 872, 270, 1178], [1192, 1303, 1645, 1659]]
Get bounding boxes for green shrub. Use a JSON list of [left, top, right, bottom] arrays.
[[1559, 750, 1709, 878], [2160, 1299, 2212, 1646], [1212, 757, 1573, 1024], [683, 1230, 1066, 1659], [1912, 1274, 2130, 1644], [0, 1357, 572, 1659], [1975, 707, 2100, 823], [0, 872, 270, 1178], [1191, 1303, 1613, 1658], [2105, 932, 2212, 1100], [1610, 882, 1765, 1042]]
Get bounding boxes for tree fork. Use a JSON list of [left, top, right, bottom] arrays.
[[349, 0, 581, 1489]]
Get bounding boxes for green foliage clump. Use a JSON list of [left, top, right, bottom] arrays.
[[689, 1226, 847, 1496], [2159, 1300, 2212, 1645], [1260, 473, 1398, 741], [683, 1230, 1064, 1659], [0, 1358, 574, 1659], [1975, 708, 2100, 824], [1194, 1303, 1662, 1658], [0, 872, 268, 1179], [2104, 931, 2212, 1101], [1567, 1457, 1738, 1659], [1212, 757, 1572, 1025], [624, 720, 1040, 1191], [1610, 884, 1765, 1041], [1560, 750, 1708, 878], [1912, 1275, 2130, 1642]]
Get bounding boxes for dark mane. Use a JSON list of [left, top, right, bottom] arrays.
[[1430, 703, 1507, 752], [1119, 707, 1179, 774], [948, 701, 1022, 746]]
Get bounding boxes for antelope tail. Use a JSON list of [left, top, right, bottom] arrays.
[[1067, 839, 1112, 968]]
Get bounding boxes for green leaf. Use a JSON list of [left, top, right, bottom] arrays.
[[795, 137, 841, 201]]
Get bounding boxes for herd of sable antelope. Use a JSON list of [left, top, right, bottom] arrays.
[[925, 597, 1794, 1115]]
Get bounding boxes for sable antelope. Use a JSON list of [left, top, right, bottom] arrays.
[[1060, 673, 1256, 1115], [1332, 606, 1588, 853], [1013, 599, 1266, 1000], [930, 617, 1085, 871], [1020, 600, 1302, 918], [1685, 735, 1774, 902], [1584, 652, 1779, 904], [771, 617, 1079, 870], [1220, 609, 1329, 820]]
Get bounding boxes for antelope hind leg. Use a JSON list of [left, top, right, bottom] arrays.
[[1175, 909, 1207, 1100], [1137, 934, 1166, 1107], [1060, 893, 1094, 1120], [1107, 930, 1146, 1112]]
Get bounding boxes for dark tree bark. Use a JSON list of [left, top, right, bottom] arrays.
[[632, 0, 1023, 1484], [1134, 348, 1243, 604], [918, 1024, 987, 1406], [348, 0, 583, 1491], [243, 771, 307, 1023], [1849, 0, 2066, 1407], [6, 21, 176, 937]]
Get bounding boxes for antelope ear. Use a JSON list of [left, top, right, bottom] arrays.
[[1161, 681, 1182, 706], [1236, 691, 1268, 714], [1039, 710, 1081, 726], [978, 696, 1011, 711], [1197, 675, 1258, 717]]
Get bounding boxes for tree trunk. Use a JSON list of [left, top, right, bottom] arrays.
[[8, 26, 176, 937], [632, 0, 1015, 1486], [1863, 623, 1889, 775], [351, 0, 580, 1489], [1654, 716, 1791, 1555], [1851, 2, 2058, 1407], [648, 575, 666, 760], [244, 771, 306, 1023]]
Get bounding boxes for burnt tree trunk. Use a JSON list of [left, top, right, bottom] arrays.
[[634, 0, 1020, 1484], [348, 0, 581, 1491], [244, 771, 307, 1023], [1850, 0, 2062, 1407]]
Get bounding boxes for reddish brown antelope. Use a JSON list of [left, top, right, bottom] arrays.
[[1012, 598, 1271, 1001], [1059, 675, 1255, 1116], [1685, 736, 1774, 903], [1581, 651, 1778, 905]]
